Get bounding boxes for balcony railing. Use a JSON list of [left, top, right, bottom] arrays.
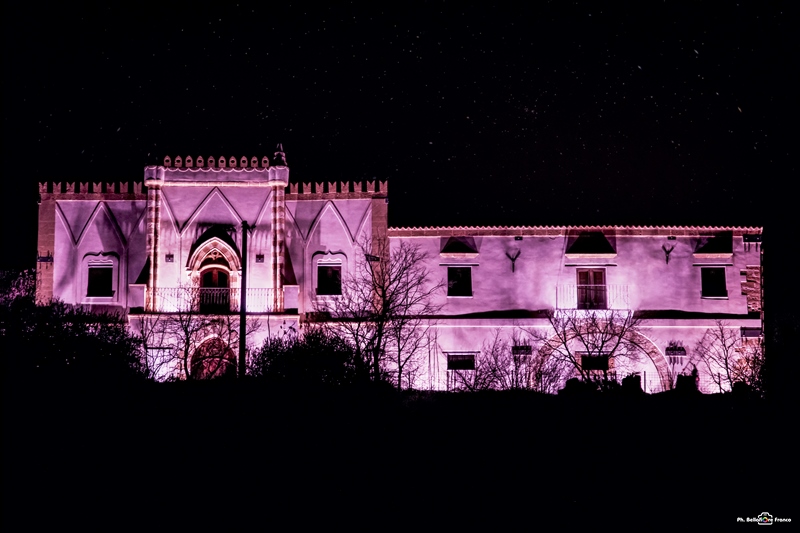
[[556, 284, 630, 310], [151, 287, 280, 313]]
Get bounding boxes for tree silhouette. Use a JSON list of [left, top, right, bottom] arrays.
[[534, 308, 656, 391], [689, 320, 764, 394], [317, 237, 444, 389], [1, 269, 145, 382], [449, 328, 570, 393], [134, 285, 259, 380]]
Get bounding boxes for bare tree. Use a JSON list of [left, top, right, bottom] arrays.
[[135, 286, 260, 380], [449, 328, 570, 393], [534, 308, 656, 391], [690, 320, 764, 394], [318, 237, 444, 389]]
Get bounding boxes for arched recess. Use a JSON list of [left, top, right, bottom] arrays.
[[191, 337, 236, 379], [538, 323, 672, 392], [187, 227, 242, 288], [628, 331, 672, 392]]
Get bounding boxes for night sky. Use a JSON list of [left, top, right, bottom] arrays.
[[3, 2, 792, 271]]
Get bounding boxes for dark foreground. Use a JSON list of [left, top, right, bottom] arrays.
[[3, 380, 793, 529]]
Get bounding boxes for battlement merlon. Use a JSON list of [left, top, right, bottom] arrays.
[[38, 181, 147, 199], [144, 165, 289, 188]]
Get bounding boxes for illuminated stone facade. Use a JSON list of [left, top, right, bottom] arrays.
[[36, 152, 762, 391]]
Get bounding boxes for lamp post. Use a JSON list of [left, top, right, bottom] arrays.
[[239, 221, 251, 378]]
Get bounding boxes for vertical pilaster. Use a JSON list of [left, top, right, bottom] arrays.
[[272, 186, 285, 311], [371, 181, 389, 260], [36, 183, 56, 304], [145, 173, 163, 311], [270, 146, 289, 313]]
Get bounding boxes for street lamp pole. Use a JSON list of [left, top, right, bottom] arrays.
[[239, 220, 250, 378]]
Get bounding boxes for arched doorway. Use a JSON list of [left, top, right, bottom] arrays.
[[191, 338, 236, 379]]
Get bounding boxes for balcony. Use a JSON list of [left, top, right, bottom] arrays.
[[556, 284, 630, 310], [150, 287, 281, 313]]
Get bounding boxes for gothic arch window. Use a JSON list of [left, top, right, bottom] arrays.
[[187, 236, 242, 274]]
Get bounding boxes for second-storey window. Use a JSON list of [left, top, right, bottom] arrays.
[[447, 267, 472, 297], [701, 267, 727, 298], [576, 268, 606, 309]]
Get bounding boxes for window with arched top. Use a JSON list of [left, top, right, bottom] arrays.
[[82, 252, 120, 303], [314, 253, 347, 296]]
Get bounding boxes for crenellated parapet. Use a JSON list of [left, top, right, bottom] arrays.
[[285, 180, 388, 200], [145, 154, 288, 188], [38, 181, 147, 200], [162, 154, 274, 169]]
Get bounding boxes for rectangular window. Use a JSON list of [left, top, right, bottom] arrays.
[[581, 353, 609, 371], [447, 267, 472, 297], [87, 266, 113, 297], [317, 265, 342, 295], [576, 268, 606, 309], [701, 267, 727, 298], [447, 352, 476, 370]]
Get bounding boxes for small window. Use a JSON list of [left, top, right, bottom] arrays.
[[87, 267, 113, 297], [581, 354, 609, 371], [447, 353, 476, 370], [317, 265, 342, 295], [701, 267, 727, 298], [447, 267, 472, 297]]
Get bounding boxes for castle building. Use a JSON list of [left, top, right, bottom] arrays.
[[36, 149, 763, 391]]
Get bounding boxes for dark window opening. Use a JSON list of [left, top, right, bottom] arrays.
[[577, 269, 607, 309], [701, 268, 727, 298], [581, 354, 609, 371], [317, 265, 342, 295], [447, 267, 472, 297], [87, 267, 113, 297], [447, 353, 476, 370]]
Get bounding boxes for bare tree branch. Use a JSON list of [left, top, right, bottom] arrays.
[[318, 236, 445, 389]]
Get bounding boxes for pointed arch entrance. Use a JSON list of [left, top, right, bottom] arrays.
[[191, 337, 236, 379], [187, 230, 242, 313]]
